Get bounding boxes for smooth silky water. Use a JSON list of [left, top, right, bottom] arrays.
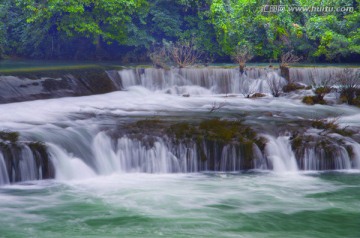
[[1, 66, 360, 237], [0, 172, 360, 238]]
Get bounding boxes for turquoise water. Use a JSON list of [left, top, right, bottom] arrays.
[[1, 172, 359, 238]]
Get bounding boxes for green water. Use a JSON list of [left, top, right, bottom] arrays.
[[0, 172, 359, 238]]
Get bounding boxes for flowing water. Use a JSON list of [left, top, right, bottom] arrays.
[[1, 66, 360, 237], [0, 173, 359, 238]]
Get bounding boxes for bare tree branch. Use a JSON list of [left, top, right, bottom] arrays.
[[231, 45, 253, 73], [148, 46, 169, 69], [167, 40, 202, 68], [208, 101, 226, 113], [280, 51, 302, 67]]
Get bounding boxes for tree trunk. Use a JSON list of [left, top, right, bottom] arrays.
[[95, 35, 106, 61], [280, 65, 290, 82], [239, 63, 245, 75]]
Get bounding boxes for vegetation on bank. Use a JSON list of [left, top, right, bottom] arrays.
[[0, 0, 359, 63]]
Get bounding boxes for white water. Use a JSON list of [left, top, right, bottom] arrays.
[[119, 67, 284, 95], [0, 152, 9, 185], [48, 144, 96, 180], [18, 146, 38, 181], [290, 67, 360, 86], [0, 67, 360, 183], [350, 143, 360, 169], [264, 136, 298, 172]]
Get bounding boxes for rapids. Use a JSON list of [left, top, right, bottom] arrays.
[[0, 67, 359, 184], [1, 66, 360, 238]]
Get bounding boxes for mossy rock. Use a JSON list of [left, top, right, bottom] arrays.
[[283, 83, 306, 93], [302, 96, 326, 105], [314, 87, 331, 96], [250, 93, 266, 98], [168, 122, 197, 140], [311, 119, 354, 137], [302, 96, 315, 105], [112, 118, 266, 169], [0, 131, 19, 143]]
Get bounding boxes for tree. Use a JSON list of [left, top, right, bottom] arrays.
[[305, 1, 360, 61], [280, 51, 302, 82], [148, 45, 169, 69], [337, 69, 360, 105], [231, 43, 253, 74], [167, 40, 202, 68], [267, 73, 286, 97], [0, 3, 7, 58], [15, 0, 148, 59]]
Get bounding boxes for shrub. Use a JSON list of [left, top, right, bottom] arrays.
[[283, 83, 306, 93]]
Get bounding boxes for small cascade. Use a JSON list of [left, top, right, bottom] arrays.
[[118, 67, 280, 95], [18, 146, 38, 181], [291, 133, 359, 171], [289, 67, 360, 86], [0, 152, 9, 185], [264, 136, 298, 172], [349, 143, 360, 169], [88, 133, 264, 174], [114, 136, 182, 173], [47, 144, 96, 180], [0, 142, 54, 183], [300, 147, 352, 170]]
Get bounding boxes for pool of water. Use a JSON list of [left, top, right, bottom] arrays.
[[0, 172, 359, 238]]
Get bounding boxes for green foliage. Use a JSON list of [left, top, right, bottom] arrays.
[[0, 0, 358, 61]]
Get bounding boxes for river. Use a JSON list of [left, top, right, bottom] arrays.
[[0, 64, 360, 237]]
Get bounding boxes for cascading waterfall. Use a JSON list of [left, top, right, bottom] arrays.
[[118, 67, 280, 95], [47, 143, 96, 180], [289, 67, 360, 85], [349, 142, 360, 169], [46, 131, 265, 179], [0, 152, 9, 185], [301, 147, 352, 171], [0, 143, 54, 183], [1, 126, 360, 184], [18, 146, 38, 181], [264, 136, 298, 172], [1, 66, 360, 185]]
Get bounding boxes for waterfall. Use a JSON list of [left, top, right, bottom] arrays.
[[118, 67, 280, 95], [47, 144, 96, 180], [264, 136, 298, 172], [1, 66, 360, 185], [289, 67, 360, 86], [1, 129, 360, 184], [0, 152, 9, 185], [18, 146, 38, 181], [350, 143, 360, 169], [41, 131, 266, 180], [0, 143, 54, 183]]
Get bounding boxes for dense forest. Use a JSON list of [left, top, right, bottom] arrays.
[[0, 0, 359, 63]]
